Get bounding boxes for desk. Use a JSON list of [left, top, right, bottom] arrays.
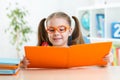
[[0, 66, 120, 80]]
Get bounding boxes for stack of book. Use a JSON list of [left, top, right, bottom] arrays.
[[0, 58, 21, 75]]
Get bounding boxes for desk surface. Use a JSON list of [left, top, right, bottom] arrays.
[[0, 66, 120, 80]]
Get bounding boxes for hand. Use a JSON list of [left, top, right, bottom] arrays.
[[103, 53, 113, 66], [21, 57, 30, 68]]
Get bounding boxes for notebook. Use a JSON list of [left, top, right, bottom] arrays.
[[24, 42, 112, 68]]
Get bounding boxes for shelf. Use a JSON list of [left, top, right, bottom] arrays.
[[90, 37, 120, 42], [77, 4, 120, 43]]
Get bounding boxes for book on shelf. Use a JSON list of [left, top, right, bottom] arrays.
[[111, 44, 120, 66], [111, 22, 120, 39], [96, 13, 105, 38], [116, 47, 120, 66], [111, 45, 118, 66]]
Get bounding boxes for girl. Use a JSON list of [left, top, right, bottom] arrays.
[[22, 12, 112, 68], [37, 12, 84, 47]]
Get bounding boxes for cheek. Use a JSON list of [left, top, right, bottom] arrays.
[[48, 34, 53, 40], [47, 34, 50, 37], [62, 32, 70, 39]]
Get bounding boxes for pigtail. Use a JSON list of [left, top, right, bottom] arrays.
[[37, 18, 52, 46], [71, 16, 85, 44]]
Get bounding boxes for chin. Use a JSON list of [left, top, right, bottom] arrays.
[[53, 43, 63, 46], [53, 44, 62, 46]]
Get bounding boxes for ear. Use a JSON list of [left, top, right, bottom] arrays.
[[69, 28, 72, 36]]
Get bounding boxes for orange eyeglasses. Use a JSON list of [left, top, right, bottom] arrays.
[[46, 25, 70, 34]]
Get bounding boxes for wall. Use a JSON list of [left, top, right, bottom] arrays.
[[58, 0, 92, 16], [93, 0, 120, 5]]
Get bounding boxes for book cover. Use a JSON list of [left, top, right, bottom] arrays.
[[111, 45, 118, 66], [0, 63, 20, 69], [116, 47, 120, 65], [0, 58, 20, 65], [96, 14, 105, 38], [24, 42, 112, 68], [111, 22, 120, 39], [0, 68, 20, 74]]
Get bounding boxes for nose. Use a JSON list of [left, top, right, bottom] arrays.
[[53, 30, 60, 36]]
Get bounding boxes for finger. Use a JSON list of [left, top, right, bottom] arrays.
[[26, 60, 30, 64]]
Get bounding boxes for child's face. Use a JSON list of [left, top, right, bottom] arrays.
[[46, 18, 72, 47]]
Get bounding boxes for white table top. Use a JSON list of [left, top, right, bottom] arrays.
[[0, 66, 120, 80]]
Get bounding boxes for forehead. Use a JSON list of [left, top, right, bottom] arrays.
[[47, 18, 69, 26]]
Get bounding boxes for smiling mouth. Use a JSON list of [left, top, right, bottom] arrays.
[[53, 38, 62, 41]]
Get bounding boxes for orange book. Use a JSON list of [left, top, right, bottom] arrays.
[[0, 64, 20, 70], [24, 42, 112, 68]]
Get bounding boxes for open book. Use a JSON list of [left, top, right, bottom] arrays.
[[24, 42, 112, 68]]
